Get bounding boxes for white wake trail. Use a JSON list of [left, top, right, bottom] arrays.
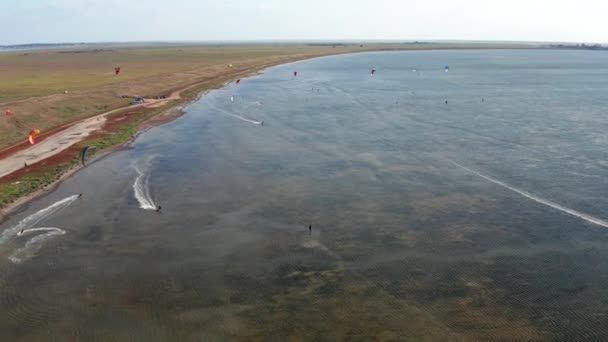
[[451, 161, 608, 228], [9, 227, 66, 264], [216, 106, 263, 125], [133, 166, 157, 210], [228, 113, 264, 125], [18, 227, 65, 236], [0, 195, 78, 244]]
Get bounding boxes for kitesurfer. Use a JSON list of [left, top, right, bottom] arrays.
[[155, 206, 162, 213], [309, 224, 312, 234], [78, 193, 83, 198], [18, 229, 24, 236]]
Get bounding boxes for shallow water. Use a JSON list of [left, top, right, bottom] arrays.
[[2, 50, 608, 340]]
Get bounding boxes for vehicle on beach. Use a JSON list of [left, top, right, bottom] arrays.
[[130, 96, 145, 105]]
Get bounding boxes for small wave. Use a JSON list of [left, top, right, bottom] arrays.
[[0, 195, 78, 245], [133, 166, 157, 210], [9, 227, 66, 264]]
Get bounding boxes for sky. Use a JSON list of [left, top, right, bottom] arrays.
[[1, 0, 607, 45]]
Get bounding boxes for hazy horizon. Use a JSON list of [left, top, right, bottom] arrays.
[[0, 39, 573, 47], [2, 0, 607, 45]]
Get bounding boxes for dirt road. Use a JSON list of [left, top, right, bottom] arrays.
[[0, 98, 167, 179], [0, 57, 278, 180]]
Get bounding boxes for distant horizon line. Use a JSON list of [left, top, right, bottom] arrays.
[[1, 39, 606, 48]]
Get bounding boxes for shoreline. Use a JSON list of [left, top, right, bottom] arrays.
[[0, 93, 199, 223], [0, 45, 541, 222], [0, 53, 313, 221]]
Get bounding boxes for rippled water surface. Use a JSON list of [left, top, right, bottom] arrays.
[[2, 50, 608, 340]]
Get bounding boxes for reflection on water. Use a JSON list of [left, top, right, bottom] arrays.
[[2, 50, 608, 340]]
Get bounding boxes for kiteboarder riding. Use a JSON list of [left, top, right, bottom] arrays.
[[155, 206, 162, 213]]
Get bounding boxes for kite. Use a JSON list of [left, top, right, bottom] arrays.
[[79, 146, 95, 165], [28, 129, 40, 145]]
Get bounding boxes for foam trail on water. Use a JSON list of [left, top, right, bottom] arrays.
[[451, 161, 608, 228], [228, 113, 263, 125], [216, 106, 263, 125], [9, 227, 66, 264], [133, 166, 157, 210], [0, 195, 78, 244], [18, 227, 65, 236]]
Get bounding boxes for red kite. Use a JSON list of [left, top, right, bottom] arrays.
[[28, 129, 40, 145]]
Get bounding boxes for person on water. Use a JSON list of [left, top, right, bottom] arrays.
[[155, 206, 162, 213], [445, 100, 448, 104], [18, 229, 24, 236], [309, 224, 312, 234], [77, 193, 83, 198]]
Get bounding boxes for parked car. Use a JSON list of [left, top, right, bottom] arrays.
[[130, 96, 145, 105]]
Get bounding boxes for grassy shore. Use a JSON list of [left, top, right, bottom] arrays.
[[0, 42, 537, 212]]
